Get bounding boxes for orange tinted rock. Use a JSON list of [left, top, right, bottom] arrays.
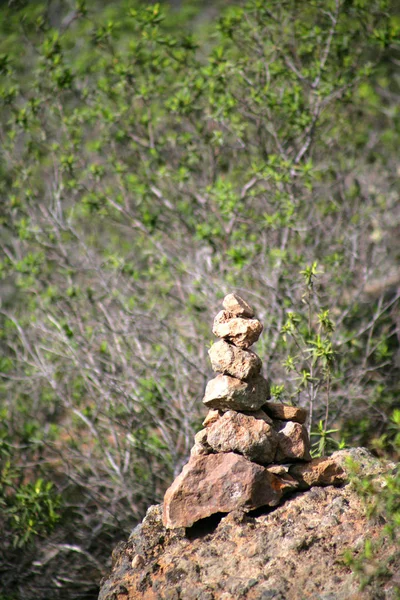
[[202, 374, 270, 411], [289, 457, 347, 489], [208, 339, 262, 380], [202, 409, 222, 427], [206, 410, 278, 464], [212, 312, 263, 349], [263, 401, 308, 424], [274, 421, 311, 462], [222, 293, 255, 318], [163, 453, 284, 528]]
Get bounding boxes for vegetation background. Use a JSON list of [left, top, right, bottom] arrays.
[[0, 0, 399, 598]]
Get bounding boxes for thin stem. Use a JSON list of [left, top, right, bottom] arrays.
[[324, 372, 331, 434], [308, 387, 314, 437]]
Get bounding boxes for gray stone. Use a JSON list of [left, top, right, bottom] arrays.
[[208, 339, 262, 380], [212, 311, 263, 349], [222, 293, 255, 318], [202, 374, 270, 411], [190, 429, 212, 456]]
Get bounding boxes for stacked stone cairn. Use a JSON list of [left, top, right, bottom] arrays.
[[163, 293, 345, 529]]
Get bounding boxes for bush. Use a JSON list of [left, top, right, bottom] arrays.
[[0, 0, 399, 597]]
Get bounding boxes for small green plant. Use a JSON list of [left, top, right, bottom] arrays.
[[281, 263, 338, 454], [310, 420, 345, 457], [270, 384, 285, 402], [0, 440, 62, 548], [342, 411, 400, 592], [7, 479, 62, 547]]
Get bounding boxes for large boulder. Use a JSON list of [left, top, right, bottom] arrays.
[[162, 452, 285, 528], [99, 450, 398, 600]]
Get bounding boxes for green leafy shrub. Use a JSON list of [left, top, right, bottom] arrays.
[[0, 0, 399, 597], [343, 410, 400, 592]]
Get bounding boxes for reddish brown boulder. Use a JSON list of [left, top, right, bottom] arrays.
[[212, 311, 263, 349], [222, 293, 255, 318], [100, 450, 397, 600], [274, 421, 311, 462], [163, 453, 285, 528], [289, 457, 346, 489], [263, 401, 308, 424], [206, 410, 278, 464], [208, 339, 262, 380], [202, 373, 270, 411]]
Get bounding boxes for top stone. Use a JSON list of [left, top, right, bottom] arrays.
[[222, 293, 255, 318]]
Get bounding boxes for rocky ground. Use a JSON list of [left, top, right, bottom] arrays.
[[98, 448, 399, 600]]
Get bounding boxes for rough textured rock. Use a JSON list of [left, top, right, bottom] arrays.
[[99, 450, 399, 600], [263, 401, 308, 424], [212, 311, 263, 349], [203, 373, 270, 411], [190, 429, 212, 457], [266, 463, 291, 476], [275, 421, 312, 462], [205, 410, 278, 464], [289, 457, 347, 489], [163, 452, 285, 528], [202, 409, 221, 427], [203, 408, 273, 429], [243, 408, 274, 425], [208, 339, 262, 380], [222, 292, 255, 317]]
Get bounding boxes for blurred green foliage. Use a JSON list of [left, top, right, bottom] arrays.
[[0, 0, 399, 597]]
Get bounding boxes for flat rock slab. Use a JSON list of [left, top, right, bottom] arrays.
[[212, 311, 263, 349], [222, 293, 255, 318], [289, 457, 346, 489], [163, 453, 284, 528], [203, 374, 270, 411], [274, 421, 312, 462], [206, 410, 278, 464], [208, 339, 262, 380], [263, 401, 308, 424]]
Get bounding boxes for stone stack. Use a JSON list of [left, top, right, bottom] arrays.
[[163, 293, 345, 529]]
